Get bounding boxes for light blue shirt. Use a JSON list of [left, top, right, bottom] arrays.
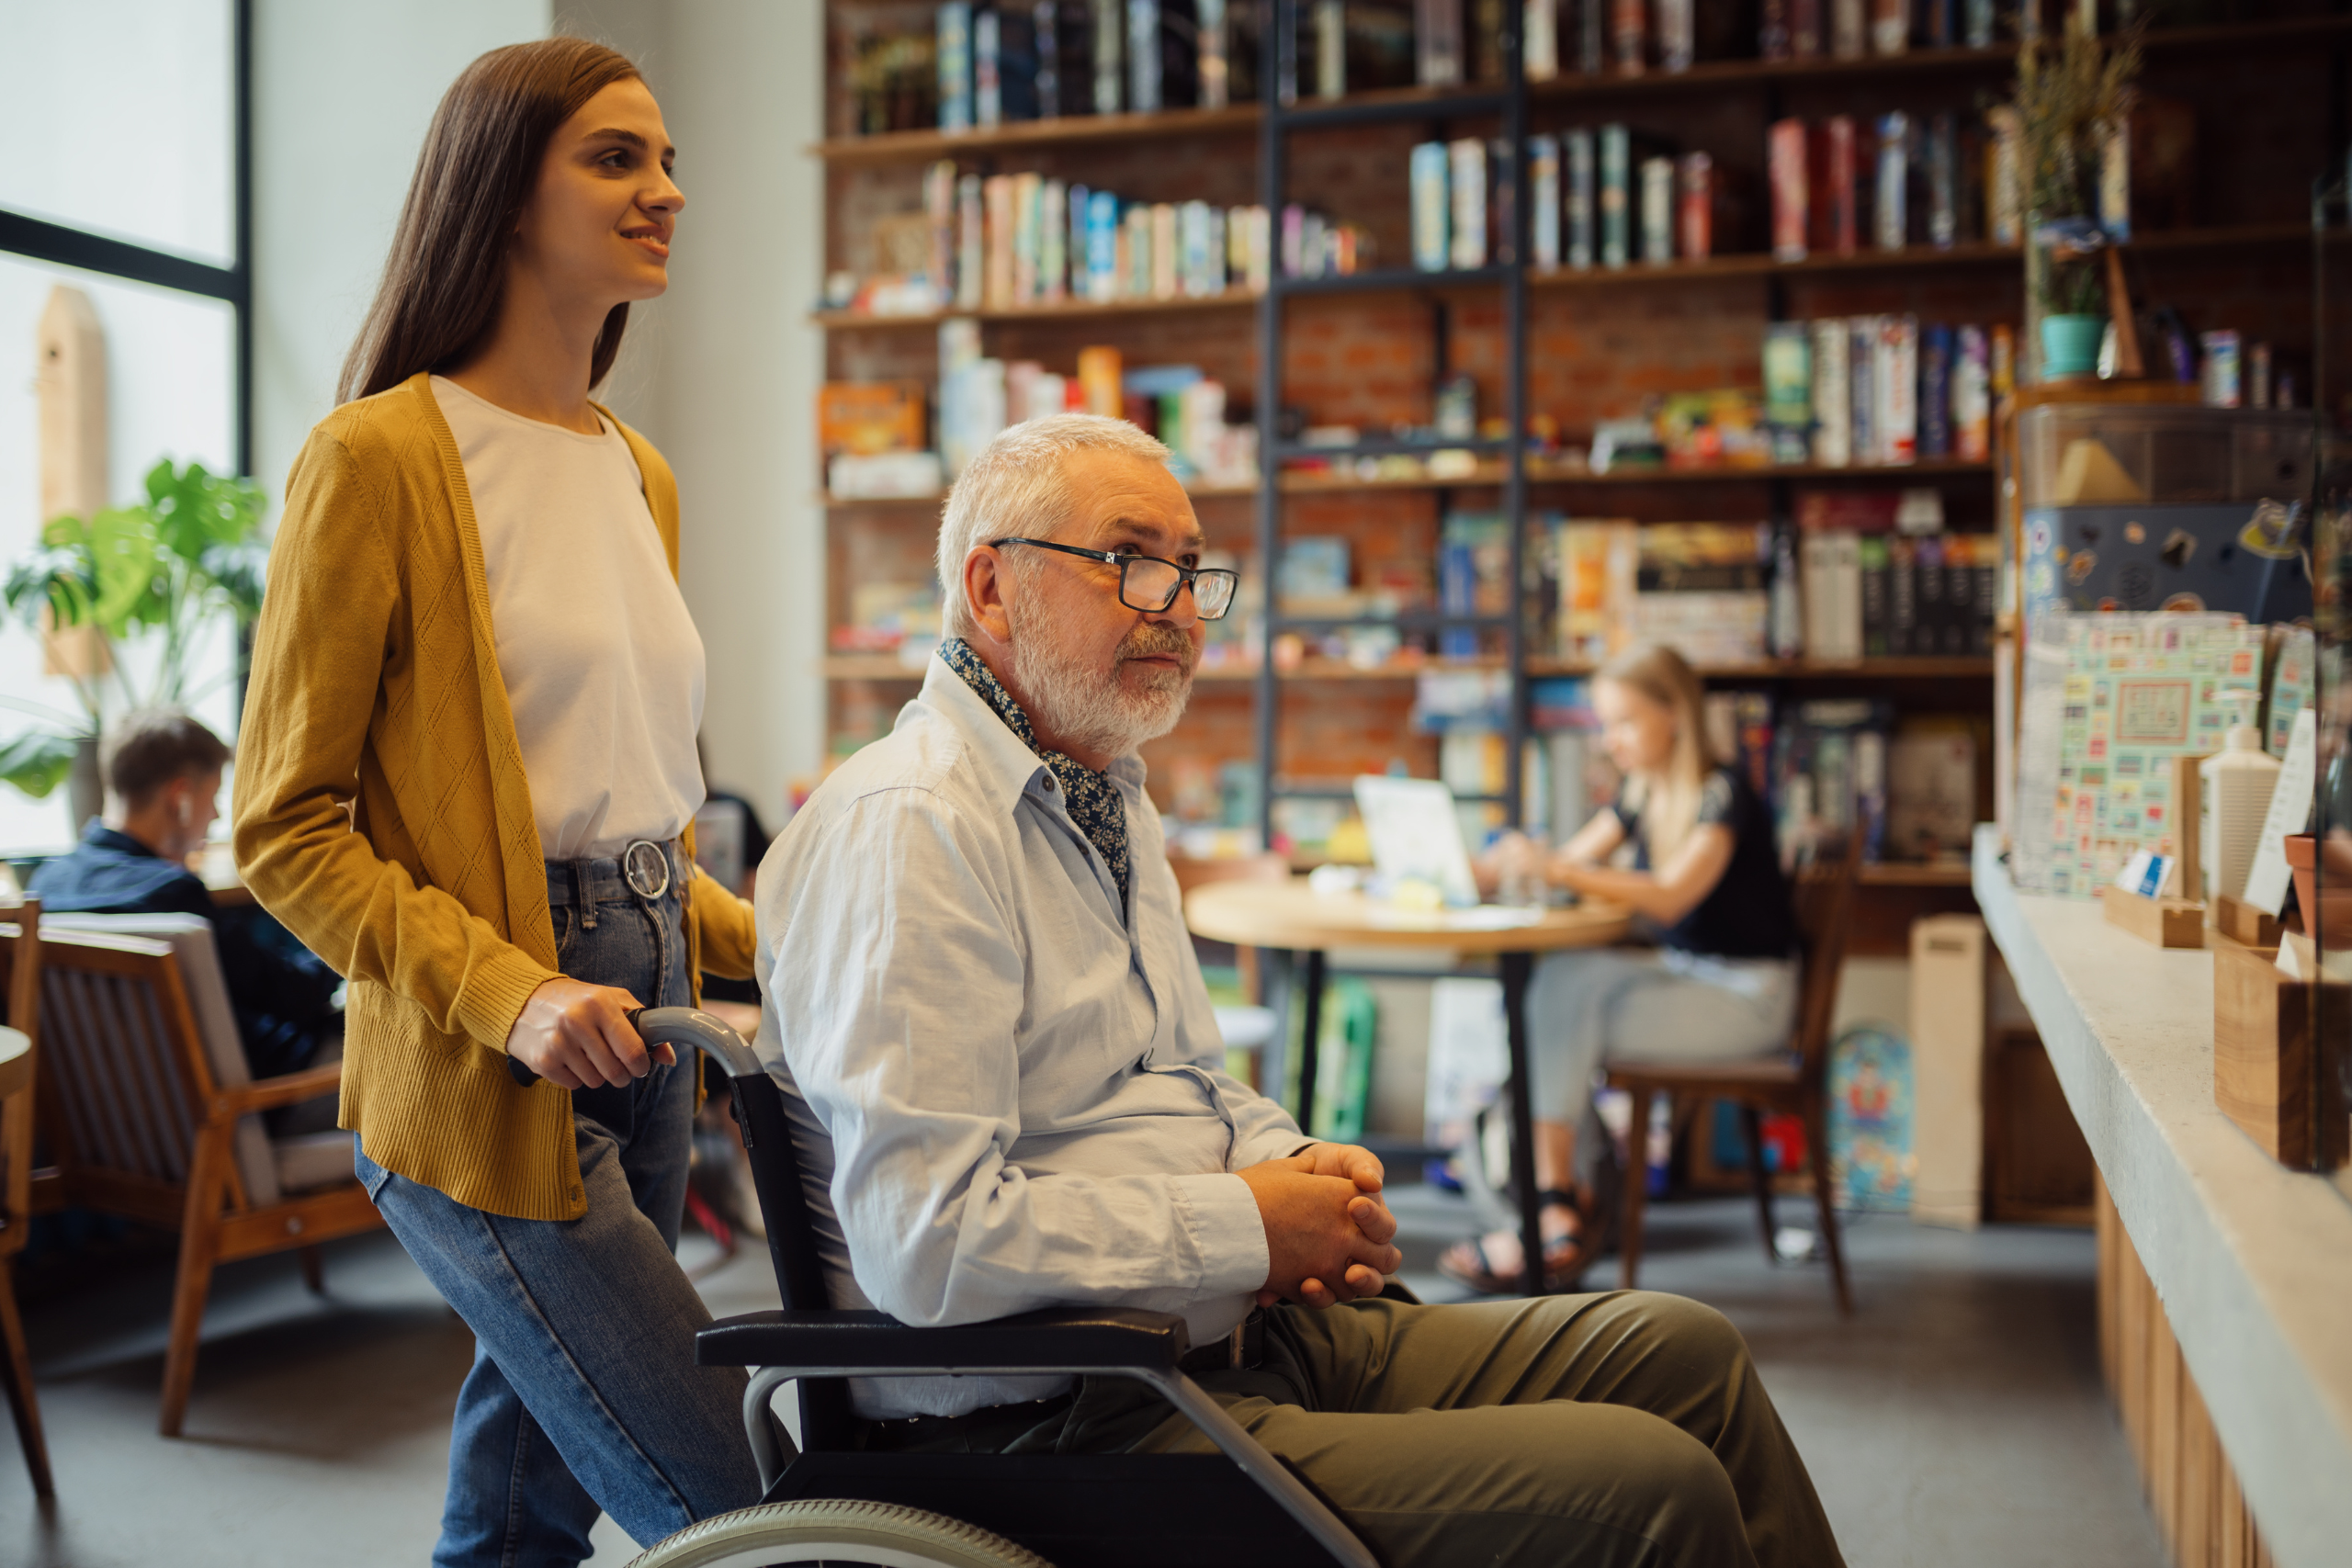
[[754, 655, 1305, 1418]]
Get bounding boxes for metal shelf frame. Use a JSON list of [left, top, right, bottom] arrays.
[[1253, 0, 1533, 845]]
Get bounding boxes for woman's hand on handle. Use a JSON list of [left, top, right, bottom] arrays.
[[504, 977, 675, 1089]]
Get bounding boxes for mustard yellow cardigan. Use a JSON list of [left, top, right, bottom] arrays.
[[232, 372, 757, 1221]]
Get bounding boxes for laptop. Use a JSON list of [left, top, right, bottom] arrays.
[[1351, 775, 1483, 908]]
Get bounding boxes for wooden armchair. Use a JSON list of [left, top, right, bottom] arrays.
[[1, 897, 53, 1496], [1604, 831, 1865, 1315], [17, 914, 382, 1435]]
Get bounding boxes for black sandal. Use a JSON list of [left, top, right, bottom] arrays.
[[1440, 1189, 1595, 1294]]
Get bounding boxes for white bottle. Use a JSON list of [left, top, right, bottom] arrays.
[[2200, 693, 2281, 905]]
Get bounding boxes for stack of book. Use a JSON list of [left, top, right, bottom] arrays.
[[1769, 109, 2018, 260], [1758, 0, 2004, 62], [1520, 126, 1718, 271], [938, 0, 1245, 129], [1794, 490, 1998, 660], [1764, 316, 2007, 468], [920, 161, 1274, 313], [1556, 520, 1771, 669]]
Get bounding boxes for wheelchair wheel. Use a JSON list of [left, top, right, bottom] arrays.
[[625, 1498, 1053, 1568]]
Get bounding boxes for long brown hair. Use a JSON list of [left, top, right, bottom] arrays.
[[338, 38, 642, 405], [1598, 642, 1718, 863]]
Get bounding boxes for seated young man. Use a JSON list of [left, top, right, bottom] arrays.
[[754, 415, 1845, 1568], [30, 708, 342, 1082]]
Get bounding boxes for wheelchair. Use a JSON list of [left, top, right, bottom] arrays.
[[621, 1008, 1380, 1568]]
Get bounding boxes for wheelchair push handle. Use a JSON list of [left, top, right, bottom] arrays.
[[504, 1005, 763, 1087]]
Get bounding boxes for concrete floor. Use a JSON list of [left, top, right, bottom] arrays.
[[1, 1189, 2163, 1567]]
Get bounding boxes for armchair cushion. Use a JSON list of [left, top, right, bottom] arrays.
[[696, 1306, 1192, 1374], [44, 914, 293, 1204]]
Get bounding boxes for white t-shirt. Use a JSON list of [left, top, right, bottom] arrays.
[[431, 375, 707, 862]]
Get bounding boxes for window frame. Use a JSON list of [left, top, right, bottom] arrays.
[[0, 0, 252, 475]]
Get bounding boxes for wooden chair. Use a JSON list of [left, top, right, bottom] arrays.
[[1166, 851, 1290, 1004], [0, 897, 54, 1496], [1604, 831, 1865, 1315], [20, 914, 382, 1435]]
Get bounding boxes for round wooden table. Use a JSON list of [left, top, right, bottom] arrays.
[[1185, 879, 1630, 1298], [0, 1027, 29, 1100]]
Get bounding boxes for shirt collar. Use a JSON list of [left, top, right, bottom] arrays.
[[83, 823, 160, 860]]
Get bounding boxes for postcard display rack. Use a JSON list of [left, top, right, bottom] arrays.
[[816, 4, 2352, 949]]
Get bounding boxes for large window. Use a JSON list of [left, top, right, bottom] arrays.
[[1, 0, 246, 854]]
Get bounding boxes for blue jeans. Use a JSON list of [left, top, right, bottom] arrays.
[[356, 848, 761, 1565]]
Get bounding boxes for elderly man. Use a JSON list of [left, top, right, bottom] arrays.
[[754, 415, 1844, 1567]]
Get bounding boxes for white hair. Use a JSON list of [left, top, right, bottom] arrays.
[[936, 414, 1173, 640]]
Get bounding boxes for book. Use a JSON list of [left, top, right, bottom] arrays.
[[1530, 134, 1562, 269], [1964, 0, 1994, 46], [1848, 316, 1876, 467], [1678, 152, 1713, 260], [1874, 314, 1917, 465], [1091, 0, 1124, 112], [1953, 325, 1990, 462], [1761, 0, 1792, 58], [818, 381, 928, 457], [1315, 0, 1346, 97], [984, 175, 1017, 308], [1600, 123, 1632, 268], [939, 3, 975, 131], [958, 174, 987, 309], [1086, 188, 1119, 299], [1792, 0, 1822, 55], [1889, 721, 1977, 862], [1611, 0, 1646, 74], [1470, 0, 1508, 81], [1127, 0, 1162, 110], [1527, 0, 1561, 77], [1657, 0, 1694, 72], [1125, 202, 1154, 297], [1639, 155, 1675, 265], [1242, 204, 1272, 290], [1150, 201, 1179, 298], [1924, 0, 1955, 46], [976, 6, 1002, 127], [1870, 0, 1907, 54], [1011, 172, 1042, 304], [1770, 118, 1808, 262], [1927, 113, 1957, 249], [1830, 0, 1865, 58], [925, 161, 958, 302], [1417, 0, 1464, 85], [1985, 106, 2022, 246], [1812, 318, 1851, 468], [1064, 181, 1089, 298], [1825, 115, 1857, 254], [1576, 0, 1606, 71], [1449, 139, 1488, 269], [1197, 0, 1229, 106], [1763, 321, 1814, 463], [1557, 519, 1640, 660], [1859, 534, 1890, 655], [1918, 322, 1953, 459], [1035, 1, 1065, 118], [1874, 111, 1909, 250], [1566, 128, 1596, 269]]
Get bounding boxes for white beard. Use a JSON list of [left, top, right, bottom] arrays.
[[1006, 597, 1194, 761]]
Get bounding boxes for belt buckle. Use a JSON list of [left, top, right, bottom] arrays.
[[622, 839, 673, 900]]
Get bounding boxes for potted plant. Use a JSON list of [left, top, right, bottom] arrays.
[[2012, 14, 2142, 378], [2, 457, 266, 829]]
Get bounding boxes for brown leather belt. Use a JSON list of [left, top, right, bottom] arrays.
[[1177, 1308, 1265, 1375]]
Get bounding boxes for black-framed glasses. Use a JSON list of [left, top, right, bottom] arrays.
[[989, 537, 1240, 620]]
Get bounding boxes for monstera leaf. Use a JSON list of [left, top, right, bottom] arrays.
[[0, 731, 78, 800]]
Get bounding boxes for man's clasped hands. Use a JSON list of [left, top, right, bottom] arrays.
[[1237, 1144, 1406, 1309]]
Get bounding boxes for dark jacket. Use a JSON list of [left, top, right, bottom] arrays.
[[29, 824, 343, 1079]]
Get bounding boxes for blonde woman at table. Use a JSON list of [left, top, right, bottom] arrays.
[[231, 39, 763, 1566], [1442, 642, 1797, 1295]]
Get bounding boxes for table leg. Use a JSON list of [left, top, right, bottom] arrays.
[[1295, 949, 1328, 1137], [1499, 950, 1544, 1298], [1260, 948, 1295, 1109]]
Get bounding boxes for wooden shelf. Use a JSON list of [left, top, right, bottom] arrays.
[[826, 654, 1993, 682], [815, 286, 1261, 330], [1282, 457, 1992, 491], [812, 102, 1262, 165]]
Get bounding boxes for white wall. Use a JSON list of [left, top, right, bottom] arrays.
[[559, 0, 830, 822], [249, 0, 551, 519]]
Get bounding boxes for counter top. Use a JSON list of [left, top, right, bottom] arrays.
[[1973, 827, 2352, 1568]]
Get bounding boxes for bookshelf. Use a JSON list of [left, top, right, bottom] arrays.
[[819, 1, 2346, 892]]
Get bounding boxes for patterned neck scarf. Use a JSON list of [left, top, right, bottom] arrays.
[[940, 637, 1131, 916]]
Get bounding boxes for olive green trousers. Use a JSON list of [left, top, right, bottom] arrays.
[[883, 1290, 1844, 1568]]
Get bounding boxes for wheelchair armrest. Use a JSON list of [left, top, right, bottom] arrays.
[[695, 1306, 1192, 1374]]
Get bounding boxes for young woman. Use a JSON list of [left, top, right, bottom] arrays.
[[1442, 642, 1798, 1294], [231, 39, 762, 1563]]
